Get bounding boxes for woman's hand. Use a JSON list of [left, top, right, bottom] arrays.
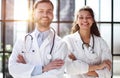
[[89, 60, 112, 72], [86, 71, 98, 77], [99, 60, 112, 71]]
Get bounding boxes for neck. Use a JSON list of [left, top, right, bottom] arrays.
[[36, 23, 50, 32], [79, 29, 91, 44]]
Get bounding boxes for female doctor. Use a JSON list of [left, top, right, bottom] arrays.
[[8, 0, 67, 78], [64, 6, 112, 78]]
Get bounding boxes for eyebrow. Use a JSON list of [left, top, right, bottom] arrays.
[[37, 8, 53, 11]]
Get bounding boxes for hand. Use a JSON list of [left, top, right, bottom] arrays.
[[68, 53, 76, 60], [86, 71, 98, 77], [99, 60, 112, 71], [89, 60, 112, 72], [42, 59, 64, 72], [17, 54, 26, 64], [103, 60, 112, 71]]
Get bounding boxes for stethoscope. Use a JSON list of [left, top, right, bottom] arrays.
[[22, 28, 55, 60], [82, 35, 95, 54], [78, 31, 98, 59], [78, 31, 95, 54]]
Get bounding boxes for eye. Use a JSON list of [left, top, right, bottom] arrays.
[[47, 10, 53, 14], [38, 10, 43, 13], [86, 16, 92, 19], [78, 17, 83, 19], [78, 16, 92, 20]]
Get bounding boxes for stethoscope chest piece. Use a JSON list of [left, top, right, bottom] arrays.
[[47, 54, 52, 60], [46, 28, 55, 60]]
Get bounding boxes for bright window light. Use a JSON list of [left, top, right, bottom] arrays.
[[0, 0, 1, 19], [14, 0, 28, 20]]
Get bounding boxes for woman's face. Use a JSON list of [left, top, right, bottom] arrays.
[[77, 10, 94, 31]]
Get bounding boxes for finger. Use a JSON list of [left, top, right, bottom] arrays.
[[45, 62, 64, 71], [106, 60, 112, 66], [17, 59, 21, 63], [18, 55, 23, 60], [69, 54, 76, 60], [17, 54, 26, 64], [17, 55, 23, 62], [106, 62, 112, 70], [104, 60, 112, 70], [53, 59, 64, 63], [50, 61, 64, 68], [51, 64, 63, 69], [105, 64, 111, 71], [55, 62, 64, 66]]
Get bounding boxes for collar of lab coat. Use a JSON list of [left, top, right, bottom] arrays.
[[73, 31, 94, 46], [30, 28, 55, 49]]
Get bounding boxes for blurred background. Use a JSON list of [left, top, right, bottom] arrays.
[[0, 0, 120, 78]]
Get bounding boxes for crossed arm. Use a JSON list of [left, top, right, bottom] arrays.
[[68, 53, 112, 77], [17, 54, 64, 73]]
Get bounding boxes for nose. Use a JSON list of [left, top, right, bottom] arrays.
[[42, 12, 48, 17], [83, 17, 87, 22]]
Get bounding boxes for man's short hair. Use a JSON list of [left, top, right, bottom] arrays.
[[33, 0, 54, 10]]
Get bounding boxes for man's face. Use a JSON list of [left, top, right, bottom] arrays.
[[34, 2, 53, 27]]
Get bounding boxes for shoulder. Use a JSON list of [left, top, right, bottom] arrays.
[[55, 35, 66, 44], [94, 35, 106, 43], [94, 35, 109, 47], [63, 33, 76, 41], [63, 32, 79, 44], [14, 33, 30, 45]]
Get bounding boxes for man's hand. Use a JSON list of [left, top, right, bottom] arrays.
[[42, 59, 64, 72], [17, 54, 26, 64]]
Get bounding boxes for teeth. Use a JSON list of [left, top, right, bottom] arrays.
[[82, 24, 88, 26]]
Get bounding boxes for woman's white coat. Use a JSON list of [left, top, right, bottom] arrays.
[[64, 31, 112, 78]]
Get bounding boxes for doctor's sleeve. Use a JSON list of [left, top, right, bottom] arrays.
[[31, 65, 43, 76], [63, 36, 89, 75], [8, 39, 35, 78], [96, 39, 112, 78], [42, 40, 68, 78], [101, 41, 112, 62]]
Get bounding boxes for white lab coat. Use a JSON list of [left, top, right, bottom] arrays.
[[8, 28, 68, 78], [63, 31, 112, 78]]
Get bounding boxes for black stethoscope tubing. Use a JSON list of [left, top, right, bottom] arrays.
[[82, 35, 94, 50], [23, 28, 55, 56], [78, 31, 94, 50], [49, 28, 55, 55]]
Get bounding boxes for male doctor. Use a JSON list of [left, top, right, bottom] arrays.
[[8, 0, 67, 78]]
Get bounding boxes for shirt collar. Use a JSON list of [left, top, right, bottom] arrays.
[[34, 27, 50, 40]]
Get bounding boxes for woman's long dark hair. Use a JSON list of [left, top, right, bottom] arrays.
[[71, 6, 100, 37]]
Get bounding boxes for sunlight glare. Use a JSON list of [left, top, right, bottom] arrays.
[[14, 0, 28, 20]]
